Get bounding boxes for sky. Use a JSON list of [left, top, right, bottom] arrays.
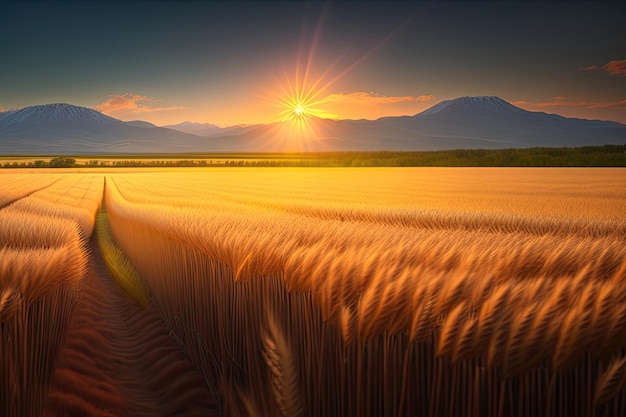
[[1, 0, 625, 126]]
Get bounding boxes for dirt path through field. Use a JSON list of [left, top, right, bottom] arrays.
[[45, 234, 219, 416]]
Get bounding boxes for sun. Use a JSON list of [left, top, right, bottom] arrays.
[[261, 85, 332, 150], [274, 89, 329, 123], [292, 103, 312, 120], [274, 92, 315, 122]]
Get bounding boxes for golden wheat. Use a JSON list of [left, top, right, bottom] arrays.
[[595, 355, 626, 405], [97, 167, 626, 417], [0, 174, 64, 207], [4, 175, 103, 238], [0, 211, 79, 249], [263, 313, 304, 417], [0, 172, 102, 417]]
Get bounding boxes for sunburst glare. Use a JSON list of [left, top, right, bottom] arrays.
[[254, 7, 415, 151]]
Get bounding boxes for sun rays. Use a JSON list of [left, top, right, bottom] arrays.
[[252, 6, 416, 151]]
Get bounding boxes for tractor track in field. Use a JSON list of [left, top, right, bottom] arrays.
[[45, 233, 220, 416]]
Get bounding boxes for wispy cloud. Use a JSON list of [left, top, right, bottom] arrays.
[[579, 65, 600, 72], [513, 96, 626, 110], [602, 60, 626, 75], [94, 93, 185, 117], [320, 91, 434, 105], [579, 59, 626, 75]]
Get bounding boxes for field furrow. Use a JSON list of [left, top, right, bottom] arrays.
[[46, 234, 218, 417]]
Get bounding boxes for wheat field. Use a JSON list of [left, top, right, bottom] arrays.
[[1, 167, 625, 416]]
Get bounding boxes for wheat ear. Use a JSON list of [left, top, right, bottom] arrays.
[[594, 355, 626, 405], [262, 313, 303, 417]]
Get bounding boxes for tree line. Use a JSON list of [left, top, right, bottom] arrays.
[[2, 145, 625, 168]]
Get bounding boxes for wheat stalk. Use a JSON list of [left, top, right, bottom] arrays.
[[0, 287, 20, 322], [594, 355, 626, 405], [262, 313, 303, 417], [437, 301, 466, 358]]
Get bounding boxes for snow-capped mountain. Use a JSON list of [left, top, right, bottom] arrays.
[[0, 108, 19, 122], [0, 103, 205, 153], [0, 103, 115, 126], [418, 96, 527, 116], [0, 98, 624, 153]]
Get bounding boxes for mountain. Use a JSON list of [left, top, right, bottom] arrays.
[[417, 96, 526, 116], [204, 96, 626, 151], [367, 96, 626, 149], [125, 120, 158, 128], [163, 121, 266, 139], [0, 103, 207, 154], [1, 98, 624, 154], [162, 121, 221, 136]]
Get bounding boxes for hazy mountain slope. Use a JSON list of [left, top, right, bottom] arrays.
[[0, 104, 209, 154], [372, 96, 626, 148], [162, 121, 221, 136], [206, 96, 626, 151], [1, 98, 624, 153]]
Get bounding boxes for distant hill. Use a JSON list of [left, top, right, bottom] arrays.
[[1, 98, 624, 154], [205, 96, 626, 151], [162, 121, 221, 136], [0, 103, 206, 154]]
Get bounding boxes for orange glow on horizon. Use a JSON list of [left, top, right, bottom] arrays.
[[93, 11, 429, 127], [96, 10, 430, 127], [258, 8, 424, 130], [269, 64, 339, 125]]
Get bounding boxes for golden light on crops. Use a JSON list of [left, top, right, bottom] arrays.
[[2, 168, 626, 415]]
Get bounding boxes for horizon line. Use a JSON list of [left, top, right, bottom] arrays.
[[1, 96, 625, 127]]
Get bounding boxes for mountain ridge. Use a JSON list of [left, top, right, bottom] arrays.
[[1, 97, 624, 154], [417, 96, 526, 117]]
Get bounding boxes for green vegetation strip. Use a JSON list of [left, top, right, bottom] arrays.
[[95, 205, 150, 308], [3, 145, 626, 167]]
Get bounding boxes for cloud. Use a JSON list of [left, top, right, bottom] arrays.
[[94, 93, 185, 116], [512, 96, 626, 110], [602, 60, 626, 75], [320, 91, 434, 105], [578, 65, 600, 72], [579, 59, 626, 75]]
